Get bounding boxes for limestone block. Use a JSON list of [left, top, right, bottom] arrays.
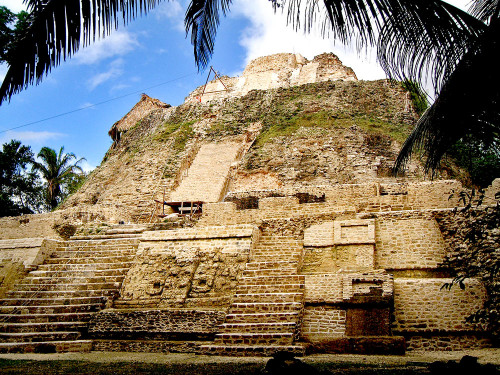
[[342, 271, 393, 303], [304, 221, 334, 247], [259, 196, 300, 210], [334, 219, 375, 245], [304, 273, 343, 303], [375, 217, 446, 269], [335, 244, 374, 270], [392, 278, 487, 333], [301, 306, 346, 342]]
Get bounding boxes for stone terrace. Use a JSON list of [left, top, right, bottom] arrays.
[[201, 233, 306, 356], [0, 237, 139, 353]]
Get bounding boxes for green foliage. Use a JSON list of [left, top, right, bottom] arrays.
[[448, 137, 500, 188], [442, 191, 500, 342], [400, 80, 429, 116], [255, 111, 408, 146], [155, 120, 195, 152], [0, 6, 30, 64], [32, 146, 86, 210], [0, 140, 44, 216]]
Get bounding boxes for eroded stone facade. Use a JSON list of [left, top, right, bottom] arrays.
[[0, 53, 498, 355]]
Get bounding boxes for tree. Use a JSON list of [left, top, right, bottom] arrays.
[[0, 0, 499, 173], [32, 146, 85, 209], [0, 140, 44, 216], [0, 6, 30, 64]]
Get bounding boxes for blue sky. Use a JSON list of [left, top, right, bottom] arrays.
[[0, 0, 466, 171]]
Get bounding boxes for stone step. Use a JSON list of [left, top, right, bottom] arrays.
[[66, 238, 140, 246], [225, 312, 300, 324], [253, 247, 302, 252], [7, 289, 118, 299], [0, 340, 92, 353], [0, 321, 87, 333], [0, 331, 81, 343], [233, 293, 303, 304], [0, 312, 94, 323], [214, 332, 294, 345], [19, 275, 125, 285], [14, 282, 122, 292], [251, 257, 302, 264], [242, 268, 297, 277], [29, 268, 130, 277], [0, 296, 106, 306], [45, 255, 134, 265], [239, 275, 305, 286], [245, 261, 299, 270], [106, 226, 148, 234], [236, 283, 304, 294], [229, 302, 302, 314], [69, 234, 142, 240], [91, 339, 212, 353], [258, 236, 302, 242], [219, 322, 296, 333], [50, 249, 137, 258], [199, 344, 305, 357], [0, 303, 102, 315], [36, 263, 133, 271]]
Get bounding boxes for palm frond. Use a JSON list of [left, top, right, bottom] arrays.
[[377, 1, 486, 96], [470, 0, 500, 23], [0, 0, 163, 104], [274, 0, 485, 57], [394, 21, 500, 173], [185, 0, 232, 70]]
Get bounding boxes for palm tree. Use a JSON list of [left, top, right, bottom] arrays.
[[32, 146, 85, 209], [1, 0, 499, 173]]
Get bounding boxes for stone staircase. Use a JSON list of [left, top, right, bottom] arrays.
[[169, 142, 242, 203], [0, 237, 139, 353], [202, 235, 306, 356]]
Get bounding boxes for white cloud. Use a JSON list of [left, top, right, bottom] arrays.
[[78, 159, 95, 173], [74, 31, 139, 65], [153, 0, 185, 31], [232, 0, 386, 80], [110, 83, 131, 93], [87, 58, 124, 90], [0, 0, 27, 13], [0, 130, 65, 145], [0, 63, 7, 83], [79, 102, 96, 109], [232, 0, 473, 82]]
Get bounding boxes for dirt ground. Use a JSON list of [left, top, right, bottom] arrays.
[[0, 349, 498, 374]]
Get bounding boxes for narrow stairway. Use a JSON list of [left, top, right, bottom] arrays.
[[0, 237, 139, 353], [169, 142, 242, 203], [202, 234, 306, 356]]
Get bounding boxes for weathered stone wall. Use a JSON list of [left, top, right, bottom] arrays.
[[89, 309, 225, 340], [301, 271, 393, 344], [0, 238, 61, 298], [375, 214, 446, 270], [185, 53, 357, 104], [0, 238, 60, 267], [203, 181, 462, 226], [117, 225, 257, 308], [392, 278, 490, 350], [393, 278, 486, 333], [304, 274, 343, 303], [301, 307, 346, 342], [0, 213, 60, 239], [0, 260, 26, 298]]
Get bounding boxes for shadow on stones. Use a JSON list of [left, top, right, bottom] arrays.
[[429, 355, 499, 375], [263, 351, 329, 375]]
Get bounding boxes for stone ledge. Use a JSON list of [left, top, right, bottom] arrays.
[[142, 224, 257, 241], [305, 336, 405, 355]]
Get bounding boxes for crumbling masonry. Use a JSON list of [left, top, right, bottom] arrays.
[[0, 53, 498, 355]]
